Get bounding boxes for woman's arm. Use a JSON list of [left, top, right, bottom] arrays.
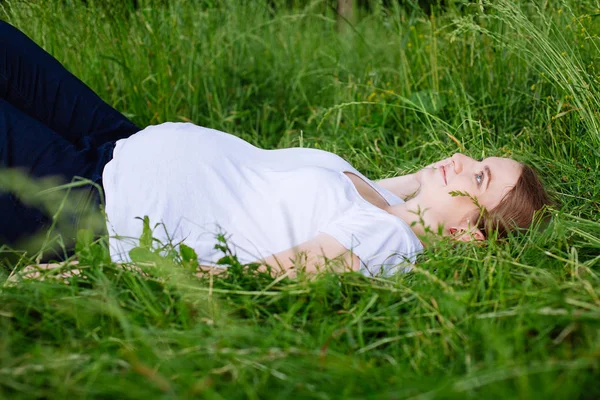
[[259, 232, 360, 277], [20, 233, 359, 280]]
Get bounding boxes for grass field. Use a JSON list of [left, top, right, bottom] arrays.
[[1, 0, 600, 398]]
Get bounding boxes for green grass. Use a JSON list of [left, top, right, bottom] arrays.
[[1, 0, 600, 398]]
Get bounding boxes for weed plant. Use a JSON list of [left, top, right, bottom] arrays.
[[1, 0, 600, 398]]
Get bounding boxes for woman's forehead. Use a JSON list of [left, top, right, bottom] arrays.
[[484, 156, 521, 171], [482, 157, 522, 199]]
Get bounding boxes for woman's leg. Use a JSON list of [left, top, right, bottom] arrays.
[[0, 98, 103, 255], [0, 21, 140, 150]]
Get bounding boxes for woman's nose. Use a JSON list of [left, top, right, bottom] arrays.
[[451, 153, 476, 175], [451, 153, 465, 174]]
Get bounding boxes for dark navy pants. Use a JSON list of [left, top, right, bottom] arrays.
[[0, 21, 140, 258]]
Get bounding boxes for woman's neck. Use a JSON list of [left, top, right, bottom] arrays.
[[376, 173, 421, 200]]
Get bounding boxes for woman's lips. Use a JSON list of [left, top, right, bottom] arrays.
[[440, 165, 447, 185]]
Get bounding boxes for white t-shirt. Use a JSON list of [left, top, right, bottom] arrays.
[[102, 123, 423, 276]]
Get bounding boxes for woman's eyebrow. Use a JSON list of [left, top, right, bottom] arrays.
[[485, 166, 492, 190]]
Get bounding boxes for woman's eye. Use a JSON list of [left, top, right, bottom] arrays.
[[476, 172, 484, 185]]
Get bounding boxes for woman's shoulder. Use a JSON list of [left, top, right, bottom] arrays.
[[320, 202, 422, 252], [318, 205, 423, 276], [361, 204, 421, 244]]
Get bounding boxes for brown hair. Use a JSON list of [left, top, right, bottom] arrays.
[[475, 163, 552, 239]]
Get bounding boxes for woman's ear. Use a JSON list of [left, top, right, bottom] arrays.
[[449, 225, 485, 242]]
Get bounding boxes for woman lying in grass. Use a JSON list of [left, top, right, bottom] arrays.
[[0, 22, 551, 277]]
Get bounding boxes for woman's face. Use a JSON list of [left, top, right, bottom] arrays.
[[407, 153, 522, 239]]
